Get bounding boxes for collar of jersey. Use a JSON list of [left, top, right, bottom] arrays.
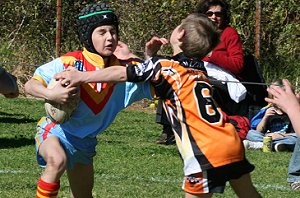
[[82, 48, 120, 69]]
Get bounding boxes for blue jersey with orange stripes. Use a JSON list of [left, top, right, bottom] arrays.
[[33, 48, 152, 138]]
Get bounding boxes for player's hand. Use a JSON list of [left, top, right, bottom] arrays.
[[54, 67, 83, 87], [114, 41, 140, 60], [145, 37, 169, 59], [265, 79, 300, 114], [46, 79, 79, 104]]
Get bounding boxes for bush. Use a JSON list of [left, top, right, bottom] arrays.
[[1, 0, 299, 85]]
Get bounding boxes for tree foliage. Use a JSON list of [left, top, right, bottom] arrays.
[[1, 0, 299, 82]]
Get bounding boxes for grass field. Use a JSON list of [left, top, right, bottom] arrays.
[[0, 96, 298, 197]]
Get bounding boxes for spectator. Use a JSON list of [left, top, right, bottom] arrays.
[[0, 66, 19, 98], [196, 0, 247, 116], [265, 79, 300, 135], [244, 79, 297, 151], [265, 79, 300, 190]]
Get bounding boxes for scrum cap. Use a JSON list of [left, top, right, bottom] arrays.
[[77, 3, 119, 53]]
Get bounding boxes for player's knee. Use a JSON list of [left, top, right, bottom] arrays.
[[46, 153, 67, 172]]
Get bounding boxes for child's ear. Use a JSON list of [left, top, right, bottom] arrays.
[[177, 28, 185, 41]]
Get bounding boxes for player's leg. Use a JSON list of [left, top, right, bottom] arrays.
[[39, 136, 67, 181], [36, 136, 67, 198], [67, 163, 94, 198], [185, 192, 213, 198], [229, 173, 261, 198]]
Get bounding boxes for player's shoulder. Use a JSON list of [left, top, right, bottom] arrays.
[[63, 50, 83, 58]]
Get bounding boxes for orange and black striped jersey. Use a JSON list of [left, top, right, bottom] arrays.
[[127, 53, 244, 175]]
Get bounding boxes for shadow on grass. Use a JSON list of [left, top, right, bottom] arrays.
[[0, 111, 36, 123], [0, 117, 36, 123], [0, 137, 35, 149]]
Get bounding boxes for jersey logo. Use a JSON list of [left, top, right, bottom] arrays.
[[74, 60, 84, 71], [80, 83, 115, 114]]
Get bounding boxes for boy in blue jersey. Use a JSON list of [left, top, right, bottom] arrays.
[[24, 3, 151, 197]]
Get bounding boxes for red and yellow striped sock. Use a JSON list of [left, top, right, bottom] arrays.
[[36, 178, 60, 198]]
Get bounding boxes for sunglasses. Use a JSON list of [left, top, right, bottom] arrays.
[[206, 11, 223, 17]]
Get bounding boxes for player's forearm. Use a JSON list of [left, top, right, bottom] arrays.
[[286, 106, 300, 136], [24, 79, 51, 100], [82, 66, 128, 83]]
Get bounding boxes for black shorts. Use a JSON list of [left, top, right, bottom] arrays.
[[182, 159, 255, 194]]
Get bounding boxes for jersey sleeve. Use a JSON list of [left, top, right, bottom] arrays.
[[33, 58, 65, 85], [126, 58, 161, 83]]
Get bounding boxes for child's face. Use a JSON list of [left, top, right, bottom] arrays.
[[92, 25, 118, 57]]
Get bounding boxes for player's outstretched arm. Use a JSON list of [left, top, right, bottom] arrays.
[[54, 66, 128, 87]]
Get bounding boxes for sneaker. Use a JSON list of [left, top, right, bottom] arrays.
[[291, 181, 300, 191], [156, 132, 175, 145], [165, 134, 175, 145], [243, 140, 263, 150], [274, 143, 288, 152], [156, 133, 168, 144]]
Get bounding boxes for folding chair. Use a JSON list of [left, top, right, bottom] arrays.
[[241, 55, 268, 119]]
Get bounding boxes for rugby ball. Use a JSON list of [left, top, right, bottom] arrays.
[[44, 79, 79, 124]]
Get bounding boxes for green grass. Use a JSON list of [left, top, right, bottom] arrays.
[[0, 96, 298, 197]]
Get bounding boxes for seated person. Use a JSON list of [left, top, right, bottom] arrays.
[[196, 0, 247, 116], [243, 80, 297, 152], [265, 79, 300, 190]]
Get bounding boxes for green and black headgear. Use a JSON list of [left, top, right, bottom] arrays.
[[77, 3, 119, 54]]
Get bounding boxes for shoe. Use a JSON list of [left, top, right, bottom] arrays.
[[243, 140, 263, 150], [291, 181, 300, 191], [156, 132, 175, 145], [274, 143, 288, 152], [156, 133, 168, 144], [165, 134, 175, 145]]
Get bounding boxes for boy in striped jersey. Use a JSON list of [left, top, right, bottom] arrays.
[[56, 13, 261, 197]]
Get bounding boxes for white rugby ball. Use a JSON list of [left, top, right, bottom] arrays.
[[44, 79, 79, 124]]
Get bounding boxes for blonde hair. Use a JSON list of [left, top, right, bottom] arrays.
[[180, 13, 220, 59]]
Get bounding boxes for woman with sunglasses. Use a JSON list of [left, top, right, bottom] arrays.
[[196, 0, 244, 77], [195, 0, 248, 117]]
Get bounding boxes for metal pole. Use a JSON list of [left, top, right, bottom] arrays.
[[254, 0, 261, 61], [56, 0, 62, 57]]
